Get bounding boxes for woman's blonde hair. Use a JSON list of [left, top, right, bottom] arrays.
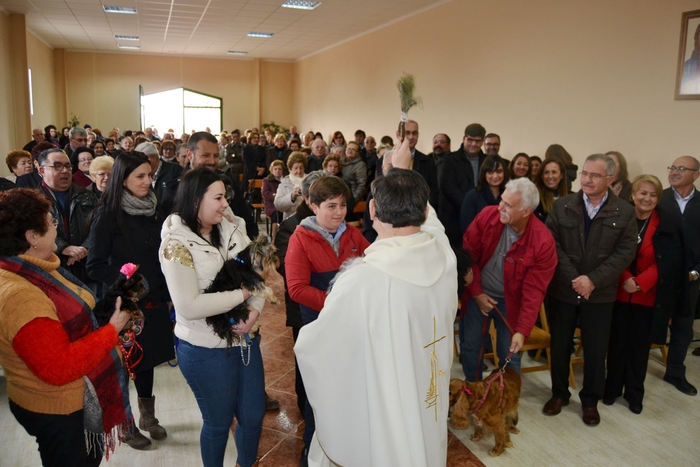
[[89, 155, 114, 178], [631, 174, 663, 200]]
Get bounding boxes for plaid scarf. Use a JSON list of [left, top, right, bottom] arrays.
[[0, 256, 133, 459]]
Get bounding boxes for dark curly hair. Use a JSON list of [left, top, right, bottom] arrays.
[[0, 188, 52, 256]]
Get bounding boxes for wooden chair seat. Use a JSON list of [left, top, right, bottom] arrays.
[[490, 304, 551, 375]]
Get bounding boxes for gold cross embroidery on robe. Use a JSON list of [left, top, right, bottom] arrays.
[[423, 315, 446, 421]]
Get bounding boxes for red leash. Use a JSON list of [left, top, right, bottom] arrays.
[[119, 329, 144, 380], [489, 304, 515, 365], [469, 371, 506, 416], [470, 304, 514, 416]]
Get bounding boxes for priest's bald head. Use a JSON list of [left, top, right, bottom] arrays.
[[369, 169, 429, 237]]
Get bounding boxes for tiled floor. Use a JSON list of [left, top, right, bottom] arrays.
[[2, 269, 700, 466]]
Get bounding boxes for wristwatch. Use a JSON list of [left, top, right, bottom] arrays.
[[691, 270, 700, 282]]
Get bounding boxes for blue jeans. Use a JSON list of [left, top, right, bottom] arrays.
[[459, 296, 521, 381], [178, 337, 265, 467]]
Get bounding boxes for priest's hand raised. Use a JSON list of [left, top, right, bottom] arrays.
[[392, 135, 411, 170]]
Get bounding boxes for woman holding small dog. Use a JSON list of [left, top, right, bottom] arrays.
[[603, 175, 685, 414], [0, 188, 134, 466], [159, 168, 266, 467], [86, 151, 174, 449]]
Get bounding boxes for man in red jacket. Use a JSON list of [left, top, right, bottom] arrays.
[[461, 177, 557, 381]]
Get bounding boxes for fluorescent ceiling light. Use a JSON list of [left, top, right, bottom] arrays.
[[282, 1, 321, 10], [228, 51, 247, 55], [114, 35, 139, 41], [247, 32, 273, 38], [103, 6, 137, 14], [118, 44, 140, 50]]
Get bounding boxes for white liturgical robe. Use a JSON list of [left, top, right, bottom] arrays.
[[295, 205, 457, 467]]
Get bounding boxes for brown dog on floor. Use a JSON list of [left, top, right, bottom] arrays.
[[449, 367, 522, 457]]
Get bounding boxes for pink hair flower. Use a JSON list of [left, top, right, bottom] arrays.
[[120, 263, 138, 280]]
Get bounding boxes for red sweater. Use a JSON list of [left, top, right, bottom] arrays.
[[0, 254, 119, 415], [462, 206, 558, 338], [286, 223, 369, 312]]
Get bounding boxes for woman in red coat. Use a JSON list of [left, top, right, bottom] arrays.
[[603, 175, 685, 414]]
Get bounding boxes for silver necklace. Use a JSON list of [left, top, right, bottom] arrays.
[[637, 216, 651, 244]]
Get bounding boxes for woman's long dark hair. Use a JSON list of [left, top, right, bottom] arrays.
[[475, 155, 510, 192], [509, 153, 532, 179], [99, 151, 152, 229], [172, 168, 224, 248], [535, 157, 569, 214]]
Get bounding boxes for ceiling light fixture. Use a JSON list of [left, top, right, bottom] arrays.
[[228, 51, 247, 55], [247, 32, 274, 38], [281, 1, 321, 10], [103, 6, 137, 14], [114, 35, 139, 41], [118, 44, 140, 50]]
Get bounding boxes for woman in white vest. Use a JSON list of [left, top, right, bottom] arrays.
[[159, 167, 265, 467]]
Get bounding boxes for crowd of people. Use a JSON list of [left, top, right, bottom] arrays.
[[0, 120, 698, 467]]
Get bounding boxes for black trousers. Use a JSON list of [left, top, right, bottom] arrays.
[[291, 325, 307, 418], [604, 301, 653, 405], [666, 313, 694, 378], [9, 399, 101, 467], [548, 296, 613, 407]]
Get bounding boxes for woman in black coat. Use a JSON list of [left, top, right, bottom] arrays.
[[459, 155, 510, 234], [86, 151, 174, 450], [603, 175, 685, 414]]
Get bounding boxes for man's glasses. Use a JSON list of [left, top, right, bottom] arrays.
[[667, 166, 699, 173], [43, 163, 72, 171], [78, 158, 93, 163], [73, 138, 87, 143], [579, 171, 606, 181]]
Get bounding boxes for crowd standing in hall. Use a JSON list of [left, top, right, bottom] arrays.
[[1, 120, 699, 467]]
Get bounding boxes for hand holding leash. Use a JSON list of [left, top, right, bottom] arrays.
[[474, 293, 497, 316], [509, 332, 525, 354], [232, 307, 260, 336]]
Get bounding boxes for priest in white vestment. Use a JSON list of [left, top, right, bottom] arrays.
[[294, 137, 458, 467]]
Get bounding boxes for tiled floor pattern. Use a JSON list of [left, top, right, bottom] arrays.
[[2, 269, 700, 466]]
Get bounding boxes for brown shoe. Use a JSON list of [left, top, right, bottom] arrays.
[[542, 397, 568, 415], [122, 428, 152, 450], [582, 406, 600, 426]]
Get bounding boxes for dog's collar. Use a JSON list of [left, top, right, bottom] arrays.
[[462, 387, 473, 395], [234, 257, 246, 265]]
